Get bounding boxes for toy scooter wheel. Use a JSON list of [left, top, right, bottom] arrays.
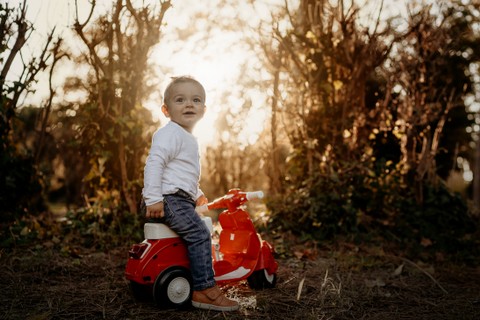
[[153, 267, 193, 309], [247, 269, 277, 289]]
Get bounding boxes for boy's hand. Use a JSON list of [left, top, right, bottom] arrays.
[[146, 201, 164, 219], [196, 195, 208, 206]]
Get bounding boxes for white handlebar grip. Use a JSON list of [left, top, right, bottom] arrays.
[[195, 204, 209, 214], [246, 191, 264, 200]]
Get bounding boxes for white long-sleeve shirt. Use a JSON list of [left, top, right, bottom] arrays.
[[142, 121, 203, 206]]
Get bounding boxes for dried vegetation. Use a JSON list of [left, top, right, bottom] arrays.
[[1, 244, 479, 320]]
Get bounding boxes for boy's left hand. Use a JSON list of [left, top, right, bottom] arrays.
[[196, 195, 208, 206]]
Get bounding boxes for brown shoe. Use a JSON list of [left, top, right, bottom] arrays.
[[192, 285, 239, 311]]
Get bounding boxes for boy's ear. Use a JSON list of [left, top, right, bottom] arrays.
[[161, 104, 170, 118]]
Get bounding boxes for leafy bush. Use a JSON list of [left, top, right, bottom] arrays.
[[266, 164, 362, 240], [0, 151, 45, 223], [390, 184, 478, 261], [1, 189, 144, 251], [266, 162, 479, 261], [61, 189, 144, 249]]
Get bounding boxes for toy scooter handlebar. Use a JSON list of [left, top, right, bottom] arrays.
[[195, 190, 264, 213], [245, 191, 264, 200], [195, 204, 209, 214]]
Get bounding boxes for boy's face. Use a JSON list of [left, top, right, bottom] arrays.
[[162, 81, 206, 133]]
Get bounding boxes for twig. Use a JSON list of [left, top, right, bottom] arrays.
[[297, 277, 305, 300], [400, 257, 448, 294]]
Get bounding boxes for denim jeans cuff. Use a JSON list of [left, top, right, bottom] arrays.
[[193, 280, 216, 291]]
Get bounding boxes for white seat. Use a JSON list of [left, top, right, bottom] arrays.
[[144, 216, 213, 240], [144, 223, 179, 239]]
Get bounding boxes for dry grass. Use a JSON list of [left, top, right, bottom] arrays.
[[1, 245, 479, 320]]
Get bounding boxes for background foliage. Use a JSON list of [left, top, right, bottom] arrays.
[[1, 0, 479, 262]]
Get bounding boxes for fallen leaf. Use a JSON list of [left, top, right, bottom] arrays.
[[393, 263, 404, 276], [421, 237, 433, 247], [297, 277, 305, 300], [365, 277, 386, 288], [293, 251, 304, 259]]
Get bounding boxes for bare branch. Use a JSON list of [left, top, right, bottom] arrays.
[[0, 0, 29, 86]]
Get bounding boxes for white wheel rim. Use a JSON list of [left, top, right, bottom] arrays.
[[264, 270, 275, 283], [167, 277, 190, 304]]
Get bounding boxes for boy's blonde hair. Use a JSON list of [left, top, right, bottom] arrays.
[[163, 76, 206, 106]]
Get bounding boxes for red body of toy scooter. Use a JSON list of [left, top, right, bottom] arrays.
[[125, 189, 278, 309]]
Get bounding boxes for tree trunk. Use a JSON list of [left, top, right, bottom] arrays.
[[270, 61, 283, 195], [119, 133, 137, 214], [474, 132, 480, 215]]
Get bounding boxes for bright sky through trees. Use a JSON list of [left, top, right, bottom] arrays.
[[13, 0, 441, 147], [16, 0, 282, 146]]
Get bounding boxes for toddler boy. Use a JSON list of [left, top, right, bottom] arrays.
[[143, 76, 239, 311]]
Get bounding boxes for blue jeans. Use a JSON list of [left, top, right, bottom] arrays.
[[163, 191, 215, 291]]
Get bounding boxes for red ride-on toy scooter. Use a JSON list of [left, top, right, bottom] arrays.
[[125, 189, 278, 309]]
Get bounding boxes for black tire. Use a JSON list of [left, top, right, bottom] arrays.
[[129, 281, 153, 301], [153, 268, 193, 309], [247, 269, 277, 290]]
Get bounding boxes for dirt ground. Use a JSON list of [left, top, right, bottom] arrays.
[[1, 245, 479, 320]]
